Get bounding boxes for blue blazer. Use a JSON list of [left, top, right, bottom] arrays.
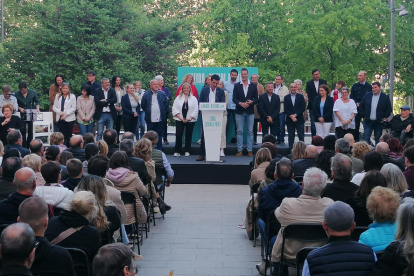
[[284, 93, 306, 125], [121, 94, 140, 119], [313, 96, 334, 122], [258, 93, 280, 125], [232, 82, 258, 115], [359, 92, 392, 122], [140, 90, 169, 123], [198, 87, 226, 103]]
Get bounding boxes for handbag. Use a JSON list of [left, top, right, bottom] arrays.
[[245, 198, 259, 240]]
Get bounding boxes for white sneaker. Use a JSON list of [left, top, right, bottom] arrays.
[[174, 152, 180, 157], [153, 206, 160, 213], [220, 149, 225, 157], [197, 139, 201, 144], [185, 152, 190, 157]]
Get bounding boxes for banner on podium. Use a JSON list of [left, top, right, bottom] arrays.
[[200, 103, 226, 162]]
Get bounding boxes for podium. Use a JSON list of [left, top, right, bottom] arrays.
[[200, 103, 226, 162], [19, 111, 54, 146]]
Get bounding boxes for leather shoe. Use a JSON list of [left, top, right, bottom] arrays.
[[256, 260, 269, 275], [247, 151, 253, 157], [235, 151, 243, 157], [196, 155, 205, 161]]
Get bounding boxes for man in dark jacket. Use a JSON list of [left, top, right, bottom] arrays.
[[323, 154, 359, 202], [305, 69, 327, 137], [292, 145, 319, 177], [258, 82, 280, 137], [388, 105, 414, 145], [94, 78, 117, 141], [376, 142, 405, 171], [61, 159, 83, 191], [64, 135, 86, 162], [4, 130, 30, 157], [119, 139, 151, 185], [103, 129, 119, 158], [82, 142, 99, 175], [350, 71, 372, 141], [18, 197, 75, 276], [303, 201, 376, 276], [285, 83, 306, 149], [0, 157, 22, 200]]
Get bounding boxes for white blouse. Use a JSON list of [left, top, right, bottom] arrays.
[[172, 95, 199, 122], [333, 99, 357, 129]]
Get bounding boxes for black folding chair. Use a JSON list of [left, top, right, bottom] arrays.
[[264, 209, 278, 276], [279, 223, 328, 276], [154, 166, 167, 221], [351, 226, 368, 241], [295, 247, 318, 276], [66, 248, 90, 276], [120, 191, 143, 255], [250, 182, 261, 247]]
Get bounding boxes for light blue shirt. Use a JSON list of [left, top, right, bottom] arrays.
[[161, 152, 174, 177], [291, 94, 296, 106], [224, 80, 236, 110], [320, 101, 325, 117], [370, 93, 380, 120]]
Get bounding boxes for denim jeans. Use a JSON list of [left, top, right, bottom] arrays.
[[363, 119, 383, 145], [309, 110, 316, 137], [78, 122, 95, 136], [235, 112, 254, 152], [146, 121, 163, 150], [258, 218, 277, 254], [277, 113, 286, 143], [136, 111, 146, 140], [97, 113, 114, 141]]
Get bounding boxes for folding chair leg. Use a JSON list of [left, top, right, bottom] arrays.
[[253, 219, 257, 247]]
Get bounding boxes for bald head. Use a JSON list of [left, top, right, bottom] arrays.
[[0, 223, 36, 266], [14, 167, 36, 192], [376, 142, 389, 155], [18, 197, 48, 234], [343, 134, 354, 147], [122, 132, 134, 141], [305, 145, 319, 158], [70, 135, 83, 148]]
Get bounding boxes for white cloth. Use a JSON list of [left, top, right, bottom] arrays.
[[333, 99, 357, 129], [274, 84, 282, 94], [150, 92, 161, 122], [370, 93, 380, 120], [242, 81, 250, 97], [33, 185, 74, 210], [0, 95, 18, 116], [351, 172, 366, 186], [172, 95, 199, 122], [52, 94, 77, 122], [315, 122, 333, 138], [209, 88, 216, 103], [102, 89, 110, 113], [314, 81, 319, 91], [129, 95, 138, 113], [291, 94, 296, 106], [276, 85, 289, 113]]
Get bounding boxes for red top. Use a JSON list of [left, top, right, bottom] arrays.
[[175, 83, 199, 99]]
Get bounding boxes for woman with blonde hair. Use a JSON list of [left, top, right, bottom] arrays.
[[250, 148, 272, 186], [50, 132, 67, 153], [22, 154, 45, 186], [52, 82, 76, 146], [96, 140, 109, 157], [0, 103, 23, 145], [290, 141, 306, 161], [380, 163, 409, 196], [175, 74, 199, 98], [352, 141, 372, 160], [121, 84, 140, 134]]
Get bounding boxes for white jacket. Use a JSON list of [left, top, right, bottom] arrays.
[[53, 93, 77, 122], [172, 95, 198, 122], [33, 184, 74, 210]]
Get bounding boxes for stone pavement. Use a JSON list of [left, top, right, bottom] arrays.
[[136, 184, 262, 276]]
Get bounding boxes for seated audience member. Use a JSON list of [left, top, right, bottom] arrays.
[[64, 135, 86, 162], [404, 145, 414, 190], [344, 133, 355, 150], [359, 187, 400, 252], [29, 139, 46, 162], [122, 131, 135, 141], [103, 129, 119, 158], [335, 138, 364, 175], [344, 171, 387, 227], [61, 159, 84, 191], [303, 202, 376, 276], [292, 145, 318, 177], [352, 141, 372, 161], [311, 135, 324, 153], [18, 197, 75, 276], [50, 132, 67, 153], [323, 135, 337, 151], [261, 142, 279, 160], [4, 130, 29, 157], [376, 142, 405, 171], [119, 139, 150, 186], [45, 145, 69, 181], [257, 159, 278, 197], [0, 223, 36, 276], [381, 163, 409, 196], [0, 157, 21, 200], [22, 154, 45, 186], [387, 137, 404, 159], [106, 151, 148, 225], [83, 132, 95, 147], [289, 141, 306, 161], [96, 140, 109, 157], [388, 105, 414, 144], [45, 191, 101, 268], [323, 153, 358, 201], [314, 150, 335, 181], [371, 198, 414, 275], [88, 155, 127, 222], [83, 142, 99, 174], [250, 148, 272, 186], [93, 243, 137, 276], [380, 132, 393, 143], [399, 139, 414, 168], [1, 148, 20, 166], [351, 151, 384, 186], [75, 175, 121, 245], [34, 161, 74, 210], [256, 158, 302, 274], [59, 151, 74, 166], [270, 167, 334, 274]]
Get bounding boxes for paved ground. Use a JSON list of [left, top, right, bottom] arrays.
[[136, 184, 262, 276]]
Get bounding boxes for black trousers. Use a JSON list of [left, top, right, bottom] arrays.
[[58, 120, 75, 147], [253, 118, 260, 143], [123, 116, 138, 136], [354, 113, 362, 141], [226, 109, 237, 138], [175, 121, 195, 153], [21, 121, 33, 148], [335, 127, 353, 139], [115, 114, 122, 140], [163, 111, 169, 141]]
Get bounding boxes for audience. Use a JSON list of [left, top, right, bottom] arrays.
[[351, 141, 372, 161], [314, 150, 335, 181], [0, 157, 21, 200], [4, 130, 29, 157], [1, 148, 20, 166], [18, 197, 76, 276], [59, 151, 74, 166], [64, 135, 86, 162], [50, 132, 67, 153], [359, 187, 400, 252], [0, 223, 36, 275], [34, 161, 74, 210], [29, 139, 46, 163], [122, 131, 135, 141], [399, 138, 414, 168], [83, 132, 95, 146], [103, 129, 119, 158], [119, 139, 151, 186], [380, 133, 393, 143], [380, 163, 409, 196], [387, 137, 404, 159], [344, 171, 387, 227], [270, 167, 333, 274], [92, 243, 137, 276], [290, 141, 306, 161], [250, 148, 272, 186], [257, 159, 277, 196], [323, 135, 337, 151], [376, 142, 405, 171], [22, 154, 45, 186], [292, 145, 318, 177], [45, 145, 69, 181], [403, 145, 414, 190], [303, 202, 376, 275], [351, 151, 384, 186], [335, 138, 363, 175], [344, 133, 355, 149], [61, 158, 84, 191], [311, 135, 324, 153], [83, 142, 100, 174], [323, 153, 358, 202], [260, 142, 278, 160], [0, 140, 4, 165]]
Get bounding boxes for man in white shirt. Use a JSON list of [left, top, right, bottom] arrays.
[[274, 75, 289, 146], [224, 69, 238, 143], [0, 85, 18, 116]]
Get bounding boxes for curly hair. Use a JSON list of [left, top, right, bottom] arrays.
[[352, 141, 372, 160], [367, 187, 400, 223], [50, 132, 65, 146]]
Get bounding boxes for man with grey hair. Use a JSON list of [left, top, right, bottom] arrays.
[[335, 138, 363, 174], [121, 131, 135, 141], [270, 167, 334, 274], [141, 79, 169, 150], [302, 201, 376, 276], [120, 139, 151, 186], [376, 142, 405, 171], [94, 77, 117, 141], [293, 145, 318, 177], [323, 153, 358, 201], [5, 130, 30, 157], [155, 75, 172, 145]]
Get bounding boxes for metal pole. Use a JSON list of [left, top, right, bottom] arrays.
[[1, 0, 4, 46], [389, 0, 395, 110]]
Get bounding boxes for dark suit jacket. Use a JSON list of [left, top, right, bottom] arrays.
[[107, 144, 119, 159], [305, 79, 327, 110], [94, 88, 117, 121], [199, 87, 226, 103], [4, 144, 30, 157], [359, 92, 392, 123], [127, 154, 151, 185], [121, 94, 140, 120], [312, 96, 334, 122], [284, 93, 306, 125], [140, 90, 169, 123], [292, 158, 316, 177], [322, 179, 359, 202], [258, 93, 280, 125], [232, 82, 258, 114], [64, 148, 86, 162]]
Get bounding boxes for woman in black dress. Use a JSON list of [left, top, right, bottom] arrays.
[[0, 103, 23, 145]]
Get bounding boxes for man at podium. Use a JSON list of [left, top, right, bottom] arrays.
[[196, 74, 225, 161]]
